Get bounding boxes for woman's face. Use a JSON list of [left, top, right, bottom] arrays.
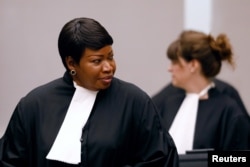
[[71, 45, 116, 91], [168, 56, 193, 89]]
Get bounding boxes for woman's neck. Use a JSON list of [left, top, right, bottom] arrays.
[[185, 77, 213, 94]]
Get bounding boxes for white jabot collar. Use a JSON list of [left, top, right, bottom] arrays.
[[46, 81, 98, 164], [169, 82, 214, 154]]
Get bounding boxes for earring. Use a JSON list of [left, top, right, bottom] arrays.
[[70, 69, 76, 76]]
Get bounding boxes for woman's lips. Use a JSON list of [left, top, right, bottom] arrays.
[[100, 76, 113, 84]]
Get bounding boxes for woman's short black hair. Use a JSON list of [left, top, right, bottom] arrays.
[[58, 17, 113, 70]]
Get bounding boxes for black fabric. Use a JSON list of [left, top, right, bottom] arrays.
[[0, 72, 179, 167], [152, 78, 250, 151]]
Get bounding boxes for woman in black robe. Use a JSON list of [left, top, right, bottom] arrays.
[[152, 30, 250, 154], [0, 17, 178, 167], [153, 79, 250, 121]]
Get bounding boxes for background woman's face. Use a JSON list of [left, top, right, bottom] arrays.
[[168, 57, 192, 89], [74, 45, 116, 91]]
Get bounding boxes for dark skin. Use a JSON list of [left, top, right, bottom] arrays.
[[66, 45, 116, 91]]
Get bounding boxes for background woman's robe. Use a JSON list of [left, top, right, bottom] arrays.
[[152, 79, 250, 152]]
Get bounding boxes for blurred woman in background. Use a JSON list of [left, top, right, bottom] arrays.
[[152, 30, 250, 154]]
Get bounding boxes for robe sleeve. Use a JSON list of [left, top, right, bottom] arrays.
[[0, 100, 30, 167], [126, 98, 179, 167]]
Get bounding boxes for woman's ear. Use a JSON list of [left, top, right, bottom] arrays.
[[65, 56, 75, 70], [189, 59, 200, 73]]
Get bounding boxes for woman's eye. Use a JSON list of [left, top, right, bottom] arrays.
[[108, 55, 114, 60], [92, 59, 101, 64]]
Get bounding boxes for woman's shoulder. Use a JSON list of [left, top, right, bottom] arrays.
[[152, 83, 185, 104], [209, 88, 247, 118], [210, 87, 237, 106], [22, 76, 73, 102]]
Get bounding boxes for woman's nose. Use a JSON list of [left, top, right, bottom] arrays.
[[103, 61, 112, 71], [168, 65, 172, 72]]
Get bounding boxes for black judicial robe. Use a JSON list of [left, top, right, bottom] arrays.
[[0, 72, 179, 167], [153, 79, 250, 120], [152, 79, 250, 151]]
